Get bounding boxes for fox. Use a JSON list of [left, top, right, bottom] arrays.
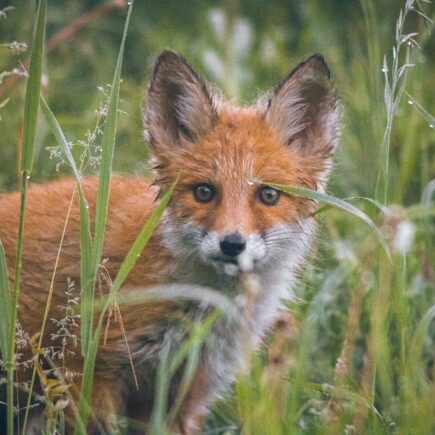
[[0, 50, 339, 434]]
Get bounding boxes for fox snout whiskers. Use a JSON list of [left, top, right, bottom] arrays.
[[199, 230, 267, 276]]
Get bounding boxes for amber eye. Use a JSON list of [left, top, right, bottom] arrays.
[[193, 184, 215, 203], [257, 186, 281, 206]]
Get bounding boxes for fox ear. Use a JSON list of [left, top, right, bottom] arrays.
[[263, 54, 339, 158], [145, 50, 217, 150]]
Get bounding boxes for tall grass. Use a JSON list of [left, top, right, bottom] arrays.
[[228, 1, 435, 434], [39, 3, 197, 432], [0, 1, 46, 434], [4, 1, 176, 432]]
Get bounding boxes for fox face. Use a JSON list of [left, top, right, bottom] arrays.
[[146, 51, 339, 278]]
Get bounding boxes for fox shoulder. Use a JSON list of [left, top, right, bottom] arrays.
[[0, 176, 157, 263]]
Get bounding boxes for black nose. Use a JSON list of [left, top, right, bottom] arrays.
[[219, 232, 246, 257]]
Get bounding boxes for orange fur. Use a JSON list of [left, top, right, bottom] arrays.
[[162, 110, 322, 237], [0, 50, 339, 434]]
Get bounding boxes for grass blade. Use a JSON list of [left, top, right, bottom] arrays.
[[314, 196, 389, 216], [92, 2, 133, 278], [105, 181, 175, 304], [264, 182, 391, 259], [0, 240, 11, 360], [40, 96, 94, 356], [40, 97, 82, 183], [80, 0, 134, 357], [78, 199, 95, 356], [72, 334, 100, 435], [72, 3, 137, 429], [6, 2, 46, 434], [74, 181, 174, 433], [149, 336, 171, 435], [405, 91, 435, 128], [116, 285, 237, 321], [21, 0, 46, 175], [165, 313, 221, 427]]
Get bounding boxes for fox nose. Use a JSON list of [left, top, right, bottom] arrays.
[[219, 232, 246, 257]]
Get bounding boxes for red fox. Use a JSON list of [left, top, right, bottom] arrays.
[[0, 50, 339, 433]]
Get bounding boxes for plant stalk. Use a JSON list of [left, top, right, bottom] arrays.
[[6, 173, 29, 435]]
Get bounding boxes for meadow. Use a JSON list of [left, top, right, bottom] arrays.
[[0, 0, 434, 433]]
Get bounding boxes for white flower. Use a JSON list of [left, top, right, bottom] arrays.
[[394, 219, 415, 253]]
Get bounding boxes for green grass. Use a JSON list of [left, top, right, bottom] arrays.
[[1, 1, 46, 434], [0, 0, 434, 433]]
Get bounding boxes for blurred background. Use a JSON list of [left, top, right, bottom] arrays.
[[0, 0, 434, 202]]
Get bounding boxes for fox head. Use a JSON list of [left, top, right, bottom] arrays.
[[145, 51, 339, 277]]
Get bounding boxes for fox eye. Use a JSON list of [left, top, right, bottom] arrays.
[[257, 186, 281, 206], [193, 184, 215, 203]]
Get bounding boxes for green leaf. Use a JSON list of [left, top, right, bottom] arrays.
[[149, 335, 172, 435], [314, 196, 389, 217], [0, 240, 11, 360], [76, 181, 174, 434], [116, 284, 237, 320], [105, 181, 175, 305], [80, 0, 134, 358], [72, 333, 100, 434], [405, 91, 435, 129], [73, 3, 135, 431], [7, 2, 47, 434], [92, 1, 133, 280], [21, 0, 46, 175], [40, 97, 82, 183], [40, 96, 94, 355], [264, 182, 391, 259]]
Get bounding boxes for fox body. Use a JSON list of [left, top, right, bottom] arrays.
[[0, 51, 339, 433]]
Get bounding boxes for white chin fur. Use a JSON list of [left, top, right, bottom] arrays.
[[208, 260, 246, 277], [201, 232, 267, 275], [210, 251, 259, 276], [223, 262, 239, 276]]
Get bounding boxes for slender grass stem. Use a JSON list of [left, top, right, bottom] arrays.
[[6, 174, 28, 435], [4, 1, 46, 432], [73, 180, 174, 433], [375, 4, 416, 204], [21, 189, 76, 435], [73, 3, 134, 430]]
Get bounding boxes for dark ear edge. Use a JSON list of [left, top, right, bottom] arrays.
[[148, 50, 215, 105], [271, 54, 331, 104], [145, 50, 218, 149], [263, 53, 339, 158]]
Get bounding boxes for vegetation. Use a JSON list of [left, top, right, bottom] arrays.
[[0, 0, 434, 433]]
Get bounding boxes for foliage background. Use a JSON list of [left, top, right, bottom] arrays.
[[0, 0, 434, 433]]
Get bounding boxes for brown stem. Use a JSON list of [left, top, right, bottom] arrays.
[[46, 0, 127, 53]]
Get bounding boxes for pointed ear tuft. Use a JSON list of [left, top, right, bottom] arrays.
[[144, 50, 217, 150], [263, 54, 339, 158]]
